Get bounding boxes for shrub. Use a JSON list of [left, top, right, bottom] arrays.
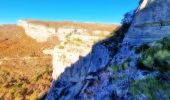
[[111, 62, 129, 73], [111, 64, 119, 72], [121, 10, 135, 26], [30, 90, 39, 100], [59, 45, 64, 49], [136, 37, 170, 73], [131, 78, 170, 99]]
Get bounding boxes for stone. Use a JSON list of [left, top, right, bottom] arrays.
[[17, 20, 56, 42], [47, 0, 170, 99], [17, 20, 114, 80], [46, 44, 110, 99], [124, 0, 170, 45], [55, 44, 109, 82], [17, 20, 115, 42], [88, 44, 110, 73], [52, 32, 111, 79]]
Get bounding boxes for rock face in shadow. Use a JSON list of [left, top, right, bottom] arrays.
[[124, 0, 170, 45], [55, 44, 110, 82], [52, 30, 112, 79], [47, 44, 111, 99], [46, 0, 170, 99]]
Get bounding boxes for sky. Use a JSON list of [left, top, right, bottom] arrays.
[[0, 0, 139, 24]]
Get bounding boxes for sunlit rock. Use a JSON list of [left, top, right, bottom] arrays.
[[52, 30, 111, 79], [17, 20, 56, 42], [18, 20, 116, 43], [42, 49, 53, 55], [124, 0, 170, 45], [17, 19, 116, 80]]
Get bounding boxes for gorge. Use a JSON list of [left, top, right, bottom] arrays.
[[0, 0, 170, 99]]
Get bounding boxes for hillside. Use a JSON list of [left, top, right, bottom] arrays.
[[0, 25, 53, 99], [0, 22, 118, 99], [0, 25, 43, 57], [26, 20, 118, 32]]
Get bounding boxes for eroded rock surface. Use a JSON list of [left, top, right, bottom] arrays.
[[46, 0, 170, 99], [17, 20, 115, 42], [52, 28, 113, 79], [124, 0, 170, 45], [47, 44, 111, 99], [52, 43, 110, 80]]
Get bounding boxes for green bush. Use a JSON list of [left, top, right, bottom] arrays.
[[136, 37, 170, 73], [111, 64, 119, 72], [131, 78, 170, 99]]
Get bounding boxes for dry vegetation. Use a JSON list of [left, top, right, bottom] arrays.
[[27, 19, 118, 32], [0, 25, 53, 99], [0, 23, 118, 99]]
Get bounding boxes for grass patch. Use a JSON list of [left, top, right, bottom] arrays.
[[34, 67, 49, 81], [74, 38, 84, 43], [30, 90, 39, 100], [58, 45, 64, 49]]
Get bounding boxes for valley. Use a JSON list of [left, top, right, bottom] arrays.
[[0, 21, 117, 99]]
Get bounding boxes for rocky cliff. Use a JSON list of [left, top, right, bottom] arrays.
[[46, 0, 170, 99], [52, 30, 111, 79], [17, 20, 56, 42], [17, 20, 117, 80], [124, 0, 170, 45], [17, 20, 115, 42]]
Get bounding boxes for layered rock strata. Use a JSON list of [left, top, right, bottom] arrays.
[[124, 0, 170, 45]]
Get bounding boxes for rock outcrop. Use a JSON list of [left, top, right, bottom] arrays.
[[124, 0, 170, 45], [17, 20, 56, 42], [52, 37, 110, 79], [17, 19, 116, 80], [46, 0, 170, 99], [17, 20, 115, 42], [115, 0, 170, 65]]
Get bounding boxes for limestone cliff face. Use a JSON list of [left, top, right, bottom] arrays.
[[124, 0, 170, 45], [17, 20, 113, 42], [52, 29, 111, 79], [17, 20, 56, 42], [46, 0, 170, 99], [51, 25, 113, 79], [17, 20, 115, 80], [115, 0, 170, 67]]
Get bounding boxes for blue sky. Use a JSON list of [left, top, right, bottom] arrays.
[[0, 0, 139, 24]]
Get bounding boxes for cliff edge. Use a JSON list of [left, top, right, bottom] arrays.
[[46, 0, 170, 99]]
